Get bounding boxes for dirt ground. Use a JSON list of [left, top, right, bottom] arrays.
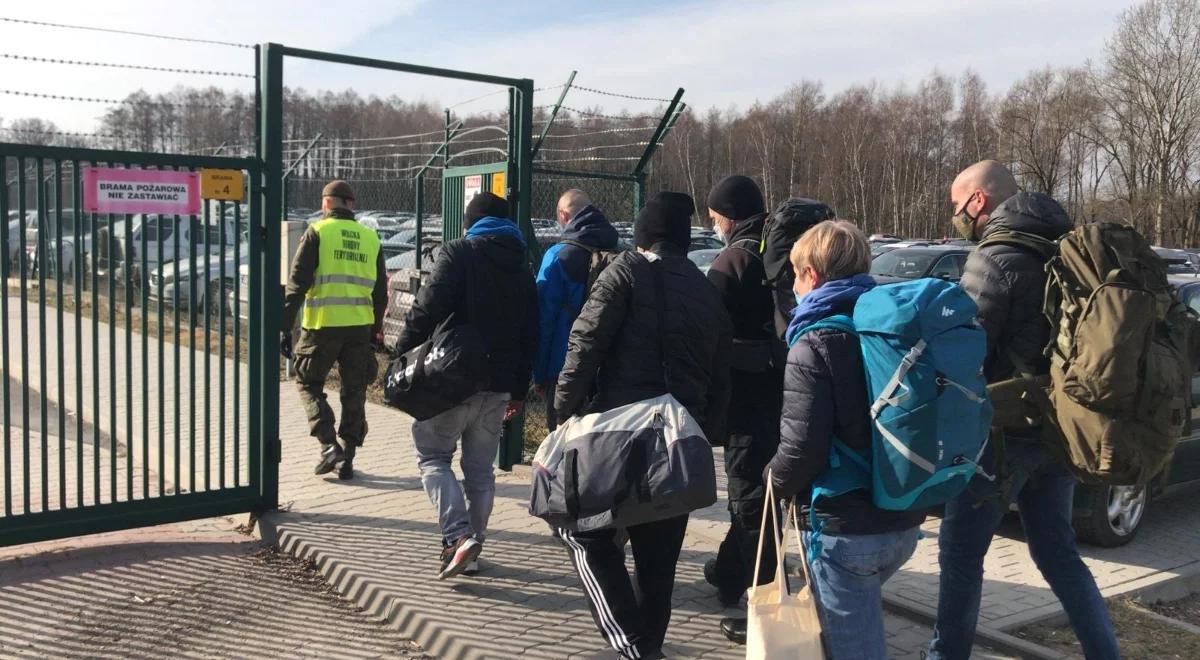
[[0, 538, 429, 659], [1016, 597, 1200, 659]]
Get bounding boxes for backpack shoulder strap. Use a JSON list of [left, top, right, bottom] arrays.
[[977, 230, 1058, 260], [730, 238, 763, 261]]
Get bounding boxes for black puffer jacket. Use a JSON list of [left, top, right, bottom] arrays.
[[961, 192, 1073, 382], [767, 300, 925, 535], [395, 232, 539, 401], [554, 249, 733, 442]]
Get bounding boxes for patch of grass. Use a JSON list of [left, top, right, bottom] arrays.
[[1017, 596, 1200, 659]]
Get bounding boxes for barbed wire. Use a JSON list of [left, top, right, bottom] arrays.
[[559, 106, 662, 121], [446, 84, 566, 110], [536, 155, 641, 163], [570, 85, 672, 103], [331, 151, 447, 163], [534, 142, 649, 154], [0, 88, 239, 110], [448, 147, 508, 160], [539, 125, 659, 139], [0, 16, 253, 48], [0, 53, 254, 78]]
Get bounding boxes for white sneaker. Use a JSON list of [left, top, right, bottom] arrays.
[[438, 537, 482, 580], [462, 560, 481, 576]]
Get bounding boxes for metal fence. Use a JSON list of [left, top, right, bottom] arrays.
[[0, 143, 271, 547]]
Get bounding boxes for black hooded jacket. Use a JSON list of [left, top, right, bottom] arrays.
[[705, 213, 785, 438], [396, 231, 539, 401], [554, 249, 733, 442], [707, 213, 776, 344], [961, 192, 1073, 382]]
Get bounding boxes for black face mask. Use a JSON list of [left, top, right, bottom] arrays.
[[952, 192, 980, 241]]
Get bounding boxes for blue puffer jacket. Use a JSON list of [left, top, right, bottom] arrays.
[[532, 205, 619, 386]]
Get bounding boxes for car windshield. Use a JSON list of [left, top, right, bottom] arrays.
[[870, 250, 939, 279]]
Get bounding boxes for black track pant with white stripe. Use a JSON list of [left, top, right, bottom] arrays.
[[557, 515, 689, 660]]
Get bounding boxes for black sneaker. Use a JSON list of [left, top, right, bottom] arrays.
[[338, 446, 356, 480], [314, 442, 345, 475], [438, 536, 483, 580], [705, 558, 742, 607]]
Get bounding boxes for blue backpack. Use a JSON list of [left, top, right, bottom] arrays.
[[797, 278, 992, 519]]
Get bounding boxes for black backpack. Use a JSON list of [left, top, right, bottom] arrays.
[[560, 238, 621, 306], [761, 198, 836, 285]]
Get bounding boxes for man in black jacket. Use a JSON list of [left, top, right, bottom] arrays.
[[928, 161, 1118, 660], [702, 175, 785, 619], [396, 192, 538, 581], [554, 192, 732, 660]]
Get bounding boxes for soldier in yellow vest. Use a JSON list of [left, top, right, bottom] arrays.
[[282, 180, 388, 480]]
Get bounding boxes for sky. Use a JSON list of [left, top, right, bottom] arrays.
[[0, 0, 1136, 132]]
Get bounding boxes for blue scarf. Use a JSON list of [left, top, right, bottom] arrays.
[[785, 274, 876, 346], [466, 216, 527, 248]]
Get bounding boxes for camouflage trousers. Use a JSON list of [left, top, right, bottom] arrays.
[[292, 326, 378, 447]]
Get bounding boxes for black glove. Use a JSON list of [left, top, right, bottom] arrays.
[[280, 331, 293, 360]]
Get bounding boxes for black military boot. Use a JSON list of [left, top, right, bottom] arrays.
[[338, 445, 356, 480], [314, 441, 345, 475]]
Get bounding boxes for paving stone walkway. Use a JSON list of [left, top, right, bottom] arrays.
[[8, 296, 1200, 657]]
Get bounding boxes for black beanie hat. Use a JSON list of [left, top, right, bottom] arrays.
[[706, 175, 765, 221], [464, 192, 510, 228], [635, 192, 694, 252]]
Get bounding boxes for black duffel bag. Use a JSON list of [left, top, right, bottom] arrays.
[[383, 248, 489, 420]]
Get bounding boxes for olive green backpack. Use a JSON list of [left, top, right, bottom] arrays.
[[986, 223, 1198, 485]]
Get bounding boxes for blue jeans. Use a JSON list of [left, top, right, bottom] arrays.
[[929, 438, 1119, 660], [804, 527, 920, 660], [412, 391, 510, 545]]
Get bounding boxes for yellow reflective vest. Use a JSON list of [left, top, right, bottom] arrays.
[[301, 217, 381, 329]]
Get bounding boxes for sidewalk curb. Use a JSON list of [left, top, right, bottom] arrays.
[[882, 595, 1069, 660]]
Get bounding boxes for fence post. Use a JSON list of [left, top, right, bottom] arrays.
[[531, 70, 576, 161], [258, 42, 284, 512], [634, 171, 647, 218]]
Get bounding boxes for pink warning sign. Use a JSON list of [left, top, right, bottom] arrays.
[[83, 166, 201, 215]]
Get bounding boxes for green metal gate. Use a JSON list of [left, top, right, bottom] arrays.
[[0, 143, 273, 546]]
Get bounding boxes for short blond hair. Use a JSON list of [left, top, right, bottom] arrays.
[[789, 220, 871, 281]]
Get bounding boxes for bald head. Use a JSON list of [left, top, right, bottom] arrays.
[[953, 160, 1018, 213], [950, 160, 1019, 239], [556, 189, 592, 227]]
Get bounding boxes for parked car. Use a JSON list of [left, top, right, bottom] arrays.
[[95, 214, 238, 285], [1153, 246, 1199, 274], [147, 237, 249, 318], [869, 244, 970, 284], [872, 239, 931, 259], [24, 209, 110, 278], [687, 248, 722, 275], [689, 235, 725, 252]]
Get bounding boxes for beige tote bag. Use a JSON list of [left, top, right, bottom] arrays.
[[745, 475, 825, 659]]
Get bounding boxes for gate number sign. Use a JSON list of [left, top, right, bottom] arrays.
[[201, 168, 245, 201], [83, 166, 200, 215]]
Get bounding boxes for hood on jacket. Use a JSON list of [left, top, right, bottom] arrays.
[[466, 216, 527, 272], [727, 212, 768, 246], [786, 273, 876, 346], [982, 192, 1073, 244], [561, 205, 618, 250]]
